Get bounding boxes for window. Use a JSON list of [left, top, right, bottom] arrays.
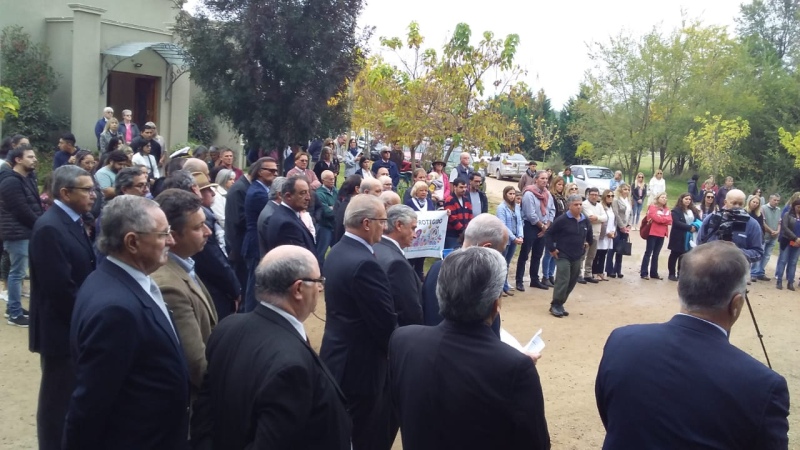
[[586, 168, 614, 179]]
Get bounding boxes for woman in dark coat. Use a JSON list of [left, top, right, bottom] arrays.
[[667, 193, 701, 281]]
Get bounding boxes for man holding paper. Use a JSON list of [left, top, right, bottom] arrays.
[[389, 246, 551, 450]]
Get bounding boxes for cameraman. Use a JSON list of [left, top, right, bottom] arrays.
[[697, 189, 763, 263]]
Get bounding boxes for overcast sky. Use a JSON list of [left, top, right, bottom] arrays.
[[184, 0, 742, 108]]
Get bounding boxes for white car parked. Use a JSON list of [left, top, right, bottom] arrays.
[[488, 153, 528, 180], [567, 165, 614, 197]]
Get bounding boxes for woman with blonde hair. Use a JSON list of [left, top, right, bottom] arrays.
[[640, 192, 672, 280], [631, 172, 647, 229], [608, 183, 631, 278], [99, 117, 120, 152]]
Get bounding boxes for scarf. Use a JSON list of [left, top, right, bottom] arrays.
[[349, 147, 358, 157], [524, 185, 550, 217]]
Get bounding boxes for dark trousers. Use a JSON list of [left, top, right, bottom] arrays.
[[608, 230, 628, 275], [37, 354, 75, 450], [409, 257, 425, 281], [233, 257, 248, 312], [516, 222, 545, 284], [348, 389, 395, 450], [668, 250, 687, 277], [641, 236, 665, 277], [552, 257, 582, 306], [592, 249, 608, 275], [244, 257, 260, 312]]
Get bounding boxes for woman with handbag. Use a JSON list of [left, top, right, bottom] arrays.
[[667, 193, 700, 281], [775, 199, 800, 290], [608, 183, 631, 278], [640, 192, 672, 280], [593, 189, 616, 281]]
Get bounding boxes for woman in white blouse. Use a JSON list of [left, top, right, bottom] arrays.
[[211, 169, 236, 228], [648, 169, 666, 205], [593, 189, 616, 281], [608, 183, 632, 278], [130, 140, 160, 183]]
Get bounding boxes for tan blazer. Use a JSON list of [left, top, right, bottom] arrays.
[[151, 257, 218, 392]]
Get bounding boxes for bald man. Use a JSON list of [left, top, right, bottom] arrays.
[[183, 158, 210, 176], [379, 191, 401, 211], [360, 178, 382, 196], [697, 189, 763, 265]]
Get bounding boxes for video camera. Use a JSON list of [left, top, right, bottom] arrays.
[[704, 208, 751, 242]]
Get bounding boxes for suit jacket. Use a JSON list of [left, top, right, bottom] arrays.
[[29, 205, 96, 356], [332, 196, 351, 245], [420, 259, 443, 326], [151, 256, 219, 392], [320, 235, 397, 396], [191, 305, 351, 450], [242, 181, 270, 259], [224, 176, 250, 261], [373, 237, 423, 326], [64, 260, 190, 450], [257, 200, 279, 257], [389, 321, 551, 449], [194, 207, 241, 321], [595, 314, 789, 449], [265, 203, 316, 254]]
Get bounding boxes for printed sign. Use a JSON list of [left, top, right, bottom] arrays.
[[404, 210, 448, 259]]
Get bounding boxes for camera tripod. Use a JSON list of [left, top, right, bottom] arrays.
[[744, 290, 772, 369]]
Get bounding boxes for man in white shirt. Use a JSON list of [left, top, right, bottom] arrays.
[[580, 188, 607, 283]]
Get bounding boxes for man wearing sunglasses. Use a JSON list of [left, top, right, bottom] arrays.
[[242, 157, 279, 312]]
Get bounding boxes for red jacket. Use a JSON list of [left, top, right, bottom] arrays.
[[646, 204, 672, 237]]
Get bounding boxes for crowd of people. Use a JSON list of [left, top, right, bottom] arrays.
[[0, 122, 792, 449]]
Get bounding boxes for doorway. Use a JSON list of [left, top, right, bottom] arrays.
[[106, 71, 159, 127]]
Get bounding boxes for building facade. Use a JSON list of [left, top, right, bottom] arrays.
[[1, 1, 190, 151]]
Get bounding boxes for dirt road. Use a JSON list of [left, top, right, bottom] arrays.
[[1, 178, 797, 448]]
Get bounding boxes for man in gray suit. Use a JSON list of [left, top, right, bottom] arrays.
[[257, 177, 286, 257], [373, 205, 423, 327]]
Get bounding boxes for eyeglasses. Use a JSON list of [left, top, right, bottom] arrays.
[[68, 186, 95, 193], [132, 183, 149, 190], [299, 277, 326, 288], [260, 167, 279, 174], [367, 217, 388, 225], [706, 195, 714, 199], [606, 195, 614, 198], [135, 226, 172, 237], [569, 187, 579, 190]]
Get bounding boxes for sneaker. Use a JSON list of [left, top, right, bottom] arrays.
[[4, 308, 29, 319], [7, 314, 29, 327]]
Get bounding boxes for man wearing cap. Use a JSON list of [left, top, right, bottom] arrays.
[[518, 161, 539, 190], [372, 148, 399, 189]]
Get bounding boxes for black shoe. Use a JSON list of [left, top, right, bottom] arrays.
[[641, 275, 650, 280], [789, 283, 795, 292], [608, 273, 617, 278], [515, 282, 526, 292], [560, 305, 569, 317], [777, 280, 783, 290], [617, 273, 624, 279], [541, 277, 554, 287], [549, 277, 555, 285], [6, 314, 28, 327], [651, 275, 663, 280], [4, 308, 28, 319], [577, 278, 587, 284], [757, 275, 771, 282], [584, 277, 599, 284], [668, 275, 679, 282], [549, 305, 563, 318], [530, 281, 549, 290]]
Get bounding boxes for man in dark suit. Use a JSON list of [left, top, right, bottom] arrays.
[[242, 157, 278, 311], [265, 177, 315, 254], [390, 246, 550, 449], [374, 204, 422, 326], [191, 245, 351, 449], [320, 194, 398, 450], [224, 166, 252, 307], [29, 166, 97, 450], [64, 196, 190, 450], [257, 176, 286, 257], [595, 241, 789, 449]]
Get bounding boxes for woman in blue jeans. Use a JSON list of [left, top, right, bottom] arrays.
[[496, 186, 523, 296], [775, 199, 800, 290]]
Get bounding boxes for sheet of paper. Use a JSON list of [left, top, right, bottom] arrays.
[[499, 327, 525, 352], [524, 329, 545, 354]]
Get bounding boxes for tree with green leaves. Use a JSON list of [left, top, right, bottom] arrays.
[[1, 26, 66, 151], [174, 0, 366, 159], [0, 86, 19, 121], [778, 127, 800, 167], [736, 0, 800, 64], [685, 112, 751, 177]]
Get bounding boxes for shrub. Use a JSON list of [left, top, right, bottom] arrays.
[[188, 98, 217, 145]]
